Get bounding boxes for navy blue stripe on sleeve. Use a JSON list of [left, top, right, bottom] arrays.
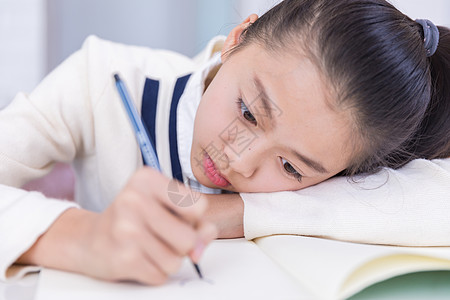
[[169, 74, 192, 182], [141, 78, 160, 161]]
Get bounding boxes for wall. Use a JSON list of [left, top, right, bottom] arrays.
[[390, 0, 450, 26], [0, 0, 448, 109], [0, 0, 279, 108], [0, 0, 46, 108], [46, 0, 281, 71]]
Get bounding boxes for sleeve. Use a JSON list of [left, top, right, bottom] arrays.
[[240, 158, 450, 246], [0, 37, 98, 186], [0, 187, 78, 281], [0, 37, 101, 280]]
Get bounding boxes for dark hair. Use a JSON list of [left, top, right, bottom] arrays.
[[233, 0, 450, 176]]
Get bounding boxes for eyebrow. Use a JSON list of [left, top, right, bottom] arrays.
[[292, 150, 329, 174], [253, 76, 275, 123], [253, 75, 329, 175]]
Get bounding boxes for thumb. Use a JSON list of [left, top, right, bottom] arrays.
[[189, 221, 218, 263]]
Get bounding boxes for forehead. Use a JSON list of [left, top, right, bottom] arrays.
[[228, 44, 355, 172]]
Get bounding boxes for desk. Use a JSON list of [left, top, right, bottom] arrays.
[[0, 273, 37, 300]]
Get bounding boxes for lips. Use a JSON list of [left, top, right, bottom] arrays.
[[203, 152, 230, 188]]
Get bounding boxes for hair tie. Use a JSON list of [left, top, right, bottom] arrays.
[[415, 19, 439, 57]]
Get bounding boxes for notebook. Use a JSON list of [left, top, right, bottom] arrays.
[[34, 238, 312, 300], [254, 235, 450, 300], [35, 236, 450, 300]]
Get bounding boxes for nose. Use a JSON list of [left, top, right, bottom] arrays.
[[222, 139, 261, 179], [217, 119, 267, 179]]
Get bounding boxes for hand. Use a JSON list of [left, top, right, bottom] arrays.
[[18, 167, 217, 285], [80, 167, 217, 284]]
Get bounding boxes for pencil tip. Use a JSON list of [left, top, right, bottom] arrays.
[[194, 263, 203, 279], [113, 73, 120, 82]]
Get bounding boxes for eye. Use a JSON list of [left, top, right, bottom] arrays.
[[236, 98, 257, 126], [281, 158, 303, 182]]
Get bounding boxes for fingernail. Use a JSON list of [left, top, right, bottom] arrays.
[[190, 240, 205, 262]]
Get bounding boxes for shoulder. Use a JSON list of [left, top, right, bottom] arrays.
[[78, 35, 226, 81], [80, 35, 197, 79]]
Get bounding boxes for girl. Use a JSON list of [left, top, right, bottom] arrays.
[[1, 0, 450, 285]]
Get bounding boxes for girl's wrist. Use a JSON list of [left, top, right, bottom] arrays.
[[204, 192, 244, 239]]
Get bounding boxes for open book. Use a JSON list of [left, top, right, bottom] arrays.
[[254, 235, 450, 299], [35, 236, 450, 300]]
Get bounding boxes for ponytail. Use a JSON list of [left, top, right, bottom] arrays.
[[410, 26, 450, 160]]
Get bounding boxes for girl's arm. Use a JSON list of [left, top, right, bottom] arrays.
[[239, 158, 450, 246], [204, 192, 244, 239], [0, 39, 96, 281], [16, 168, 216, 285]]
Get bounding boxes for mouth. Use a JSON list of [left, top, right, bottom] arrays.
[[203, 152, 230, 188]]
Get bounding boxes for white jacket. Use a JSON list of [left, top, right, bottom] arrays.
[[1, 36, 450, 281]]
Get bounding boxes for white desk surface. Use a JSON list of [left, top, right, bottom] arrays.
[[0, 273, 37, 300]]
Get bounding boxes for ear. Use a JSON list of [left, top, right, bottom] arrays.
[[221, 14, 259, 62]]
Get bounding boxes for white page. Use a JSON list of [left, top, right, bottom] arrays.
[[35, 239, 313, 300], [255, 235, 450, 300]]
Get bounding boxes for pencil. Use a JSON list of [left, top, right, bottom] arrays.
[[113, 73, 203, 279]]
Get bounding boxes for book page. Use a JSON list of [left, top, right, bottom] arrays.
[[35, 239, 313, 300], [255, 235, 450, 300], [342, 253, 450, 298]]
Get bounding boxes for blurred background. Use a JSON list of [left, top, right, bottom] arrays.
[[0, 0, 281, 109], [0, 0, 449, 109]]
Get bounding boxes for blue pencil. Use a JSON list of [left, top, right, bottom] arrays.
[[114, 74, 160, 170], [113, 73, 203, 279]]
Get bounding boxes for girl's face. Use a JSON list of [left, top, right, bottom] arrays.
[[191, 43, 354, 193]]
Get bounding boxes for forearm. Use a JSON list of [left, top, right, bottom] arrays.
[[204, 192, 244, 239]]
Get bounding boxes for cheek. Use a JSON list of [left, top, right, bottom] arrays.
[[196, 90, 236, 138]]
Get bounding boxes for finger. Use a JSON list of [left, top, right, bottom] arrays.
[[121, 255, 168, 286], [140, 230, 184, 276], [140, 196, 200, 257], [189, 221, 218, 263], [129, 168, 208, 224], [198, 220, 219, 244], [155, 175, 208, 223]]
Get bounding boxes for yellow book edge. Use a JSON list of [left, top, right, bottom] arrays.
[[340, 254, 450, 299]]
